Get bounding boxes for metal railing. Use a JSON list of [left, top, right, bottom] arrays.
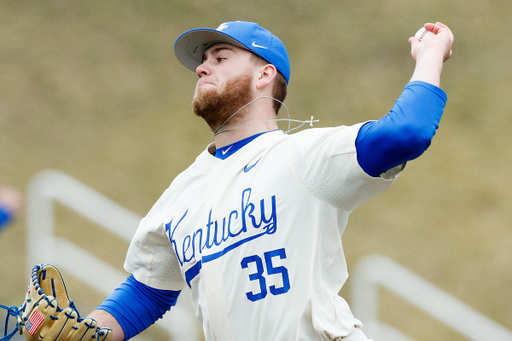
[[26, 169, 201, 341], [351, 254, 512, 340]]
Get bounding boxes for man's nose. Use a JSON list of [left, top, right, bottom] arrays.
[[196, 62, 210, 77]]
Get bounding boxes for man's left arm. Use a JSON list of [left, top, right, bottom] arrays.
[[89, 275, 181, 341]]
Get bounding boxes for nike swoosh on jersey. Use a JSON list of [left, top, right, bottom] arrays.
[[251, 41, 268, 49], [244, 157, 261, 172], [221, 145, 233, 155]]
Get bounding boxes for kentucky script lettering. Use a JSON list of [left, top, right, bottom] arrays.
[[165, 187, 278, 286]]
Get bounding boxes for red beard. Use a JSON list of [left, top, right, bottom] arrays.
[[192, 73, 254, 132]]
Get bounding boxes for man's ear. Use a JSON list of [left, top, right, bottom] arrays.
[[256, 64, 277, 91]]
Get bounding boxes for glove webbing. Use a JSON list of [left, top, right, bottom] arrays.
[[0, 304, 19, 341]]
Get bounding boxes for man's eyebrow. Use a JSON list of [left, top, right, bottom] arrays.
[[202, 45, 235, 60]]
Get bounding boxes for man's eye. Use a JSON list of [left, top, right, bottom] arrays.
[[216, 57, 226, 62]]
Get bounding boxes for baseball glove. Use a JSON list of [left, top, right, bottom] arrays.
[[1, 264, 113, 341]]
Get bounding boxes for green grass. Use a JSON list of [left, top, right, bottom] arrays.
[[1, 1, 512, 340]]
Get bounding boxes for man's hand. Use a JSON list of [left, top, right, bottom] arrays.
[[410, 22, 454, 62], [409, 22, 454, 87]]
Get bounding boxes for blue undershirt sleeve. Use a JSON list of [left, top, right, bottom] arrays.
[[97, 275, 181, 340], [355, 81, 447, 177]]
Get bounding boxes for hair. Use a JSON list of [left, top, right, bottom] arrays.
[[250, 54, 288, 114]]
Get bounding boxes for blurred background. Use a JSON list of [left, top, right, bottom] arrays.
[[1, 0, 511, 340]]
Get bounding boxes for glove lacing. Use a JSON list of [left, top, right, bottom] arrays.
[[0, 304, 19, 341], [1, 264, 109, 341], [1, 291, 101, 340]]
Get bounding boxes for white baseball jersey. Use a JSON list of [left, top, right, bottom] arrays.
[[125, 124, 395, 341]]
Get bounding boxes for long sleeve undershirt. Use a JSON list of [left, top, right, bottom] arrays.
[[355, 81, 447, 177], [97, 275, 180, 340]]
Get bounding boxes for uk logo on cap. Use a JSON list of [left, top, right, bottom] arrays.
[[217, 23, 229, 31]]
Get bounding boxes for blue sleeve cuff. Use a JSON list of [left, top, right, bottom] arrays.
[[97, 275, 181, 340], [406, 81, 447, 104]]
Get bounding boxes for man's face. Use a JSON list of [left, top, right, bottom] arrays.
[[192, 44, 258, 131]]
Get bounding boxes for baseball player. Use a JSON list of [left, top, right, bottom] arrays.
[[85, 21, 454, 341], [0, 184, 22, 231]]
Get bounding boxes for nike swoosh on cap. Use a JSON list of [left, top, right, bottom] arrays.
[[251, 41, 268, 49]]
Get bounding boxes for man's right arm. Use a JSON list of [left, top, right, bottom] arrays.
[[355, 22, 454, 178]]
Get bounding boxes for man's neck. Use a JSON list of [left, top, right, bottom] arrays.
[[214, 121, 278, 148], [213, 102, 278, 148]]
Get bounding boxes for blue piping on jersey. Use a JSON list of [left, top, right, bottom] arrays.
[[185, 261, 202, 287]]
